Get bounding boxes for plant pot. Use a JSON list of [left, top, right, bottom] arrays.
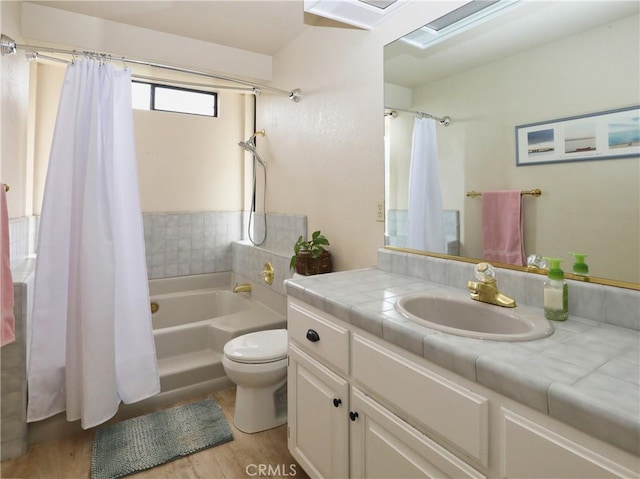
[[295, 250, 332, 276]]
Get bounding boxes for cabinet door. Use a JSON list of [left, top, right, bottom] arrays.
[[352, 334, 489, 466], [288, 344, 349, 479], [350, 388, 486, 479], [502, 409, 639, 479]]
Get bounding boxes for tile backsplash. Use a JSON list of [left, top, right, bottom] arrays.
[[377, 248, 640, 331]]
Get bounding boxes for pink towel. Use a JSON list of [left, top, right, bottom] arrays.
[[482, 190, 525, 266], [1, 186, 15, 347]]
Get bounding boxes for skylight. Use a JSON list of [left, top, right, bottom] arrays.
[[358, 0, 400, 9], [401, 0, 523, 49], [304, 0, 406, 29]]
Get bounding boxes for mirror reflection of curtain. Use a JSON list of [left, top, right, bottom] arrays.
[[407, 117, 446, 253]]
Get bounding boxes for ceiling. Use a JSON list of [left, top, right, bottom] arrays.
[[26, 1, 312, 56], [385, 1, 640, 88], [23, 1, 639, 88]]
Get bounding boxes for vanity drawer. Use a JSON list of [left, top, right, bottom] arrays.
[[352, 334, 489, 467], [288, 299, 349, 375]]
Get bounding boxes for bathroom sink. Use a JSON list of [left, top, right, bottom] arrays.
[[395, 290, 553, 342]]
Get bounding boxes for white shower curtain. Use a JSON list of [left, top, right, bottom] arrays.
[[27, 60, 160, 428], [407, 117, 446, 253]]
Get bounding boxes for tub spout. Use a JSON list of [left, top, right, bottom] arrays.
[[233, 283, 252, 293]]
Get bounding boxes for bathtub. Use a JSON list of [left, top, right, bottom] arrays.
[[150, 288, 249, 329], [148, 272, 287, 404]]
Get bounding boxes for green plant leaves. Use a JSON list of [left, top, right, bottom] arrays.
[[291, 231, 330, 271]]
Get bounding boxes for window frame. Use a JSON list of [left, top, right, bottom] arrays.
[[132, 81, 218, 118]]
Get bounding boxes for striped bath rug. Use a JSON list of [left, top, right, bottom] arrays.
[[91, 398, 233, 479]]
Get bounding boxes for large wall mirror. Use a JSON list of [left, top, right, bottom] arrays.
[[384, 0, 639, 288]]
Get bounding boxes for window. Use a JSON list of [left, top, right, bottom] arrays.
[[132, 81, 217, 117]]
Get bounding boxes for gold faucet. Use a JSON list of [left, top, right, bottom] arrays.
[[468, 263, 516, 308], [233, 283, 252, 293]]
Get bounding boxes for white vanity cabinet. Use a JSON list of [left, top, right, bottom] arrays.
[[287, 297, 639, 479], [288, 298, 486, 479]]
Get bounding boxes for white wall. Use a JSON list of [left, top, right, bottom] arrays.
[[256, 2, 468, 271], [1, 1, 30, 218], [31, 63, 250, 214]]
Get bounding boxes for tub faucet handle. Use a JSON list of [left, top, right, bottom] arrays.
[[259, 262, 274, 285]]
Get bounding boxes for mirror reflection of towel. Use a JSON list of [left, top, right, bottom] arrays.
[[1, 186, 15, 347], [482, 191, 525, 266]]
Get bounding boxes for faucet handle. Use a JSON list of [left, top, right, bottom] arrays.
[[259, 262, 275, 285], [475, 262, 496, 283]]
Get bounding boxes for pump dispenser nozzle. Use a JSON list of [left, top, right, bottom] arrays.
[[544, 257, 565, 280], [569, 252, 589, 276]]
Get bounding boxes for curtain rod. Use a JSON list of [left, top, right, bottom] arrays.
[[0, 34, 301, 102], [32, 52, 255, 92], [385, 106, 451, 126]]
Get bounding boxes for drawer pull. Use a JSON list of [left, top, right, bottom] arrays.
[[306, 329, 320, 342], [349, 411, 359, 421], [333, 398, 342, 408]]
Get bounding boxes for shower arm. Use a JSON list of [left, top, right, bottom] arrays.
[[248, 130, 266, 143]]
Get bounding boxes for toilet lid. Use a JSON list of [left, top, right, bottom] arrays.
[[224, 329, 288, 364]]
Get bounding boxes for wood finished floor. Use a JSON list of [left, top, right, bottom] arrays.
[[1, 388, 309, 479]]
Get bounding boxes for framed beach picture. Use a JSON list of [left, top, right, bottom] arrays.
[[515, 105, 640, 166]]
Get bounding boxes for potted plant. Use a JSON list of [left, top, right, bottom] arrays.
[[290, 230, 332, 275]]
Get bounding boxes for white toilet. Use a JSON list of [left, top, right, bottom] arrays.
[[222, 329, 288, 433]]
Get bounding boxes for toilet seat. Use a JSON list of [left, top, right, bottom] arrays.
[[224, 329, 287, 364]]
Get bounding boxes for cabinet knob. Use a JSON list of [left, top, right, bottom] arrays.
[[306, 329, 320, 342], [349, 411, 359, 421], [333, 398, 342, 408]]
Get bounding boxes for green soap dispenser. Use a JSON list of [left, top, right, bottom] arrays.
[[543, 258, 568, 321], [569, 252, 589, 276]]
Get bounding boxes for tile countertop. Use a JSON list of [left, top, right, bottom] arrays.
[[284, 268, 640, 456]]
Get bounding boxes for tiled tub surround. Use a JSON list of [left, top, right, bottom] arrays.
[[143, 212, 306, 281], [386, 209, 461, 256], [143, 211, 242, 279], [1, 259, 35, 461], [8, 212, 306, 281], [8, 217, 37, 269], [284, 249, 640, 456], [245, 213, 307, 256], [231, 213, 306, 296]]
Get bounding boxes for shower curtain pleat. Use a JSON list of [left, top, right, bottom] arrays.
[[27, 60, 160, 428], [406, 117, 446, 253]]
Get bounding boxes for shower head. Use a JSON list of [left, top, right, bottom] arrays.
[[238, 139, 256, 153], [238, 136, 266, 168]]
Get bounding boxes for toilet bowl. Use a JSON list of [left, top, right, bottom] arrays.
[[222, 329, 288, 433]]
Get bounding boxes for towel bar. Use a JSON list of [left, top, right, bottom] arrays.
[[466, 188, 541, 198]]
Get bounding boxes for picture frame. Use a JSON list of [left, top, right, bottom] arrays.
[[515, 105, 640, 166]]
